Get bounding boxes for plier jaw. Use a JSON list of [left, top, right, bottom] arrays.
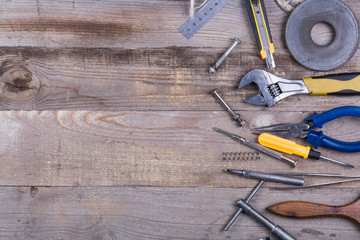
[[253, 106, 360, 152], [253, 122, 310, 138]]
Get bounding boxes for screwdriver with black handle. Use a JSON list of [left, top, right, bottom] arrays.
[[258, 133, 354, 168], [245, 0, 275, 69]]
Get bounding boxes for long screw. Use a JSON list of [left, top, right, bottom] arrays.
[[224, 180, 264, 231], [209, 38, 241, 74], [212, 90, 246, 126]]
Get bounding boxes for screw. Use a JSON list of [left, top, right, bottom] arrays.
[[209, 38, 241, 74], [212, 89, 246, 126]]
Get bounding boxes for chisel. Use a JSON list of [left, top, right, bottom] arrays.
[[245, 0, 275, 69]]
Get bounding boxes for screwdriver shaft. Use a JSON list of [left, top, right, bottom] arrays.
[[214, 128, 297, 167], [320, 155, 354, 168], [258, 133, 353, 168]]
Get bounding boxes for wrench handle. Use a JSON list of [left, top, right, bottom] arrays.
[[303, 73, 360, 95]]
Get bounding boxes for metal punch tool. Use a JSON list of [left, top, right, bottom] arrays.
[[224, 181, 297, 240], [239, 69, 360, 107], [253, 106, 360, 152], [213, 128, 298, 167]]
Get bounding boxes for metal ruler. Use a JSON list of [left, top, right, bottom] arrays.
[[179, 0, 231, 39]]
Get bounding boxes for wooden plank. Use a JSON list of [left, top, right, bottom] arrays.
[[0, 110, 358, 187], [0, 0, 358, 50], [0, 186, 358, 240], [0, 46, 360, 111], [0, 1, 358, 110]]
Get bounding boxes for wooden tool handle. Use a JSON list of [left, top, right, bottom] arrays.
[[267, 201, 342, 217], [267, 199, 360, 226], [303, 73, 360, 95]]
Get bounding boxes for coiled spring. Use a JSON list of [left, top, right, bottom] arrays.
[[268, 83, 282, 97], [222, 151, 260, 161]]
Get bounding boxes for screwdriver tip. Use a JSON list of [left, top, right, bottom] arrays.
[[346, 163, 355, 168]]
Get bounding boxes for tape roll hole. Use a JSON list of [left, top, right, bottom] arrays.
[[310, 22, 335, 47]]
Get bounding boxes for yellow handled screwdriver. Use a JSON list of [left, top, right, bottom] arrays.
[[258, 133, 354, 168]]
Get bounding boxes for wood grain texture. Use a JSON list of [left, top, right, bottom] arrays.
[[0, 0, 358, 110], [0, 0, 359, 239], [0, 186, 357, 240], [267, 198, 360, 225], [0, 110, 358, 187]]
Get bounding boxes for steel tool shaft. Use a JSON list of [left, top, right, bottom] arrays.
[[258, 133, 354, 168], [225, 169, 304, 186], [237, 200, 297, 240], [213, 128, 297, 167], [224, 180, 264, 231]]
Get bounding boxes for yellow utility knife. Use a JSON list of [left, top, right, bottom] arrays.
[[245, 0, 275, 69], [239, 69, 360, 107]]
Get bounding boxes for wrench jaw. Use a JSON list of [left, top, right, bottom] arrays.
[[239, 69, 277, 107], [239, 69, 310, 107]]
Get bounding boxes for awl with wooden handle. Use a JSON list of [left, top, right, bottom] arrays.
[[267, 197, 360, 227]]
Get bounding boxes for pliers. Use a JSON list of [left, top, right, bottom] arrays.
[[253, 106, 360, 152]]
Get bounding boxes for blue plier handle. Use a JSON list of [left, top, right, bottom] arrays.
[[305, 106, 360, 152]]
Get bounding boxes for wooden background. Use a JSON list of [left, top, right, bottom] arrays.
[[0, 0, 359, 239]]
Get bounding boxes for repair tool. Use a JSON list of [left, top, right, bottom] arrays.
[[224, 180, 264, 231], [286, 0, 359, 71], [258, 133, 354, 168], [267, 197, 360, 227], [237, 200, 297, 240], [212, 90, 246, 126], [179, 0, 230, 39], [244, 0, 275, 69], [275, 0, 304, 13], [270, 172, 360, 190], [225, 169, 304, 186], [213, 128, 298, 167], [253, 106, 360, 152], [239, 69, 360, 107], [225, 181, 296, 239], [222, 151, 260, 160], [209, 38, 241, 74]]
